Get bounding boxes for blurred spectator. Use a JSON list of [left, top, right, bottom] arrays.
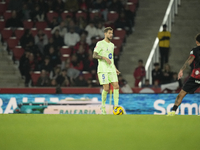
[[118, 75, 127, 88], [96, 22, 105, 38], [83, 52, 97, 71], [64, 28, 80, 47], [8, 0, 24, 11], [47, 46, 61, 67], [115, 11, 131, 33], [142, 79, 152, 88], [36, 70, 50, 87], [85, 22, 97, 39], [19, 3, 31, 20], [50, 66, 61, 79], [49, 17, 59, 29], [70, 54, 84, 71], [53, 0, 65, 14], [77, 17, 87, 33], [64, 16, 73, 29], [56, 69, 70, 86], [52, 29, 64, 50], [46, 0, 54, 12], [24, 53, 39, 87], [74, 35, 89, 61], [108, 0, 123, 13], [19, 50, 30, 78], [65, 0, 79, 12], [93, 0, 106, 10], [134, 59, 146, 87], [50, 79, 57, 87], [171, 72, 182, 88], [89, 37, 97, 50], [51, 21, 67, 37], [152, 62, 162, 84], [63, 62, 80, 84], [158, 24, 171, 69], [74, 74, 88, 87], [31, 5, 45, 22], [44, 37, 57, 56], [20, 29, 34, 48], [68, 20, 80, 33], [152, 80, 160, 88], [124, 5, 135, 28], [87, 78, 93, 87], [79, 0, 88, 11], [34, 29, 48, 54], [6, 11, 23, 28], [40, 56, 53, 73], [161, 63, 173, 84], [34, 0, 48, 13]]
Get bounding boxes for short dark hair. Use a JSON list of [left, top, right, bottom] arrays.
[[104, 27, 113, 33], [163, 24, 167, 28], [138, 59, 143, 63], [195, 33, 200, 43]]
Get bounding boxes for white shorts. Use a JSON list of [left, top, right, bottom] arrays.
[[98, 72, 118, 85]]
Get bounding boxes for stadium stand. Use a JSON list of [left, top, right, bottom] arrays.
[[0, 0, 138, 87]]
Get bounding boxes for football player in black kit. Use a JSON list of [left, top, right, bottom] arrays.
[[168, 33, 200, 116]]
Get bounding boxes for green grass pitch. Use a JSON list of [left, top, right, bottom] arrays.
[[0, 115, 199, 150]]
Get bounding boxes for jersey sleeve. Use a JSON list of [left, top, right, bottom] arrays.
[[190, 48, 197, 58], [94, 42, 102, 54]]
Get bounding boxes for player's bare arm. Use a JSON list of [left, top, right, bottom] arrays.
[[93, 52, 111, 65], [178, 55, 194, 79]]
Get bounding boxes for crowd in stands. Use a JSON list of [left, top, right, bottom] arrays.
[[133, 59, 183, 88], [0, 0, 138, 87]]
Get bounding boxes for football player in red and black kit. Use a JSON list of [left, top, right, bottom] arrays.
[[168, 33, 200, 116]]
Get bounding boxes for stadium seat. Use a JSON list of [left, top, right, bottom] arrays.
[[61, 11, 73, 20], [90, 10, 100, 20], [0, 2, 7, 15], [23, 20, 33, 29], [1, 28, 12, 41], [107, 11, 119, 22], [60, 46, 71, 55], [47, 11, 58, 22], [82, 71, 92, 80], [127, 2, 136, 13], [43, 28, 52, 38], [3, 10, 12, 20], [31, 71, 41, 86], [128, 0, 138, 4], [30, 28, 38, 37], [60, 54, 70, 62], [0, 19, 5, 31], [12, 46, 24, 60], [114, 28, 126, 40], [112, 37, 123, 48], [35, 21, 47, 30], [15, 28, 24, 39], [7, 37, 19, 50], [76, 11, 87, 19], [114, 46, 120, 56]]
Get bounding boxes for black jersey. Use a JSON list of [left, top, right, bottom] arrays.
[[190, 46, 200, 79]]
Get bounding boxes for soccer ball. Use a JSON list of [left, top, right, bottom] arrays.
[[113, 106, 124, 115]]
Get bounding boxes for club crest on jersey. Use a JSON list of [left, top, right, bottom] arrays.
[[108, 53, 112, 59]]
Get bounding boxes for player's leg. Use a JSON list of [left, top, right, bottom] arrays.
[[111, 82, 119, 106], [98, 72, 109, 114], [109, 72, 119, 106], [168, 77, 198, 116]]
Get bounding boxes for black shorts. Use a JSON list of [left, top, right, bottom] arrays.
[[182, 77, 200, 94]]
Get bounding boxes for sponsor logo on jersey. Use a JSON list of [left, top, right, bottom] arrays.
[[108, 53, 112, 59]]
